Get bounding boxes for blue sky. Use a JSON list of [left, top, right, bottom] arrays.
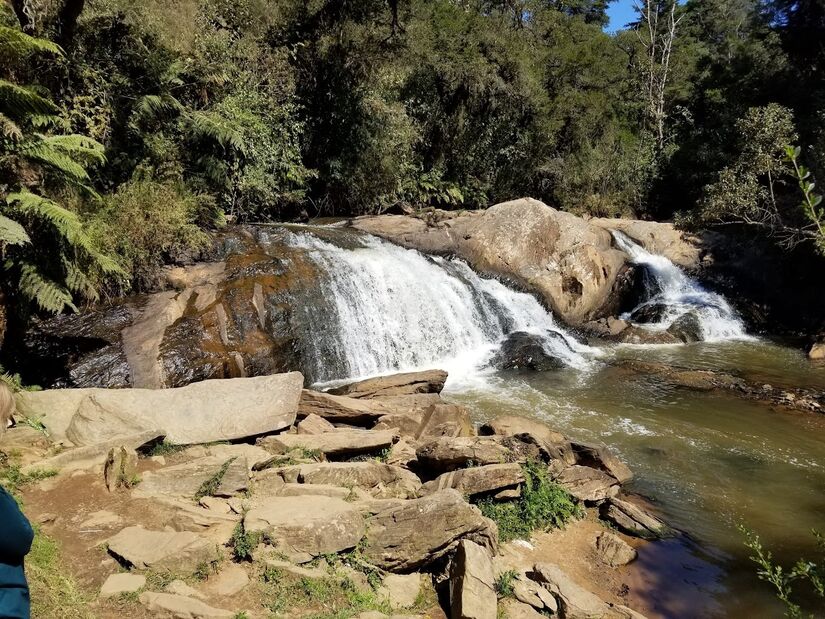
[[605, 0, 637, 33]]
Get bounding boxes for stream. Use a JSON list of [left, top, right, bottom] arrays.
[[286, 224, 825, 618]]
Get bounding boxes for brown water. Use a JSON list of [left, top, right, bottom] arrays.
[[445, 340, 825, 618]]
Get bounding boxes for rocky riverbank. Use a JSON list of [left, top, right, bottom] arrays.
[[4, 369, 670, 619]]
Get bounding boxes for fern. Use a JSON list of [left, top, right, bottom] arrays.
[[0, 112, 22, 140], [188, 111, 247, 154], [0, 79, 59, 118], [0, 215, 30, 246], [0, 25, 63, 60], [15, 139, 94, 184], [18, 262, 77, 313]]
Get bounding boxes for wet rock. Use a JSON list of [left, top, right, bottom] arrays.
[[420, 464, 524, 499], [571, 442, 633, 484], [488, 332, 567, 372], [274, 462, 422, 499], [616, 327, 680, 345], [136, 456, 249, 499], [556, 466, 619, 503], [107, 526, 221, 571], [666, 312, 703, 343], [99, 573, 146, 598], [138, 591, 233, 618], [449, 539, 497, 619], [583, 317, 629, 338], [297, 413, 336, 435], [257, 429, 396, 459], [415, 437, 512, 473], [628, 303, 669, 325], [244, 496, 365, 563], [328, 369, 448, 398], [594, 532, 637, 567], [364, 489, 498, 572], [532, 562, 612, 619], [599, 497, 670, 540]]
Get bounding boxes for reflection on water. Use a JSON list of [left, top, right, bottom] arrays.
[[444, 340, 825, 618]]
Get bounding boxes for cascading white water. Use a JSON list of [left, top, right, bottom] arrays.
[[286, 230, 594, 385], [611, 230, 750, 342]]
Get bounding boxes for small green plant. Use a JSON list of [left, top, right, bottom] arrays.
[[494, 569, 518, 598], [785, 145, 825, 253], [740, 525, 824, 618], [194, 457, 236, 501], [148, 440, 187, 457], [297, 447, 323, 461], [192, 558, 221, 582], [0, 462, 57, 496], [478, 460, 581, 542], [230, 521, 262, 562]]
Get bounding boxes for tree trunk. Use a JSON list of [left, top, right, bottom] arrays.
[[56, 0, 85, 49], [9, 0, 36, 34]]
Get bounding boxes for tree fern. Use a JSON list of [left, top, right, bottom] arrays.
[[0, 25, 62, 60], [0, 112, 22, 140], [188, 111, 247, 154], [0, 79, 59, 118], [18, 262, 77, 313], [0, 215, 30, 246]]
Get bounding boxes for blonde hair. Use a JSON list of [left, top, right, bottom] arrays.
[[0, 382, 14, 435]]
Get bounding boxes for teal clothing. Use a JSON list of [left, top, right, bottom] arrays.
[[0, 485, 32, 619]]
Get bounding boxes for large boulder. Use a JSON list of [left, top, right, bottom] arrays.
[[556, 466, 619, 503], [273, 462, 422, 499], [449, 539, 497, 619], [532, 563, 614, 619], [599, 497, 670, 540], [353, 199, 631, 326], [18, 373, 302, 446], [243, 496, 366, 563], [590, 219, 701, 269], [107, 526, 221, 571], [328, 369, 448, 398], [479, 416, 575, 465], [594, 532, 637, 567], [570, 442, 633, 484], [363, 489, 497, 571], [666, 312, 703, 343], [298, 390, 391, 425]]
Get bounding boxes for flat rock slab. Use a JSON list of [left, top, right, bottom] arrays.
[[244, 496, 366, 563], [277, 482, 351, 499], [450, 539, 497, 619], [421, 463, 524, 498], [297, 413, 337, 435], [22, 372, 302, 446], [571, 441, 633, 484], [99, 573, 146, 598], [209, 564, 249, 596], [21, 430, 163, 475], [136, 456, 249, 498], [556, 466, 619, 503], [258, 429, 396, 458], [378, 573, 422, 610], [276, 462, 422, 499], [299, 390, 390, 424], [417, 403, 473, 439], [138, 591, 233, 619], [364, 489, 497, 572], [479, 416, 575, 465], [107, 526, 220, 571], [416, 437, 512, 473], [328, 370, 448, 398]]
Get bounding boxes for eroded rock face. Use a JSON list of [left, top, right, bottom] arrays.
[[556, 466, 619, 503], [420, 463, 524, 499], [328, 369, 448, 398], [532, 562, 613, 619], [599, 497, 670, 540], [272, 462, 422, 499], [257, 429, 396, 459], [363, 489, 498, 572], [353, 199, 633, 326], [449, 539, 497, 619], [594, 532, 637, 567], [416, 437, 512, 473]]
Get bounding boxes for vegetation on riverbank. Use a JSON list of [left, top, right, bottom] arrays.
[[0, 0, 824, 328]]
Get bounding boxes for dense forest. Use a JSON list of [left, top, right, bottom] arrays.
[[0, 0, 823, 327]]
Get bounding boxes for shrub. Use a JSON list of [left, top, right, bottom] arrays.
[[478, 460, 581, 542]]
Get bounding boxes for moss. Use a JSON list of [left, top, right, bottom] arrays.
[[478, 460, 581, 543]]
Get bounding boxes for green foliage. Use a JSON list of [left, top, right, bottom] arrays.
[[194, 457, 237, 501], [494, 569, 518, 598], [740, 525, 825, 618], [785, 146, 825, 254], [478, 460, 581, 542], [230, 521, 262, 562], [147, 439, 187, 457]]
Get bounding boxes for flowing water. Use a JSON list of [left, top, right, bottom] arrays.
[[612, 230, 751, 342], [281, 224, 825, 618]]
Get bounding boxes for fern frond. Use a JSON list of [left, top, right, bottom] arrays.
[[16, 137, 92, 181], [0, 112, 22, 140], [18, 262, 76, 313], [187, 111, 246, 154], [0, 79, 59, 118], [41, 134, 106, 165], [0, 25, 63, 61], [63, 258, 99, 300], [8, 189, 83, 234], [0, 214, 30, 246]]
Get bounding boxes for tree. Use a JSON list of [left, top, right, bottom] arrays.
[[0, 24, 120, 316]]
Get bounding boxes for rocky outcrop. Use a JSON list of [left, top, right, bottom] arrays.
[[570, 442, 633, 484], [257, 429, 396, 459], [556, 466, 619, 503], [590, 219, 701, 269], [272, 462, 422, 499], [364, 489, 498, 572], [415, 437, 512, 473], [17, 372, 302, 445], [599, 497, 670, 540], [353, 199, 635, 326], [487, 332, 567, 372], [532, 563, 616, 619], [136, 456, 249, 499], [244, 496, 366, 562], [421, 464, 524, 498], [107, 526, 221, 571]]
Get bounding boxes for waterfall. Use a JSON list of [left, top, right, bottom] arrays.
[[611, 230, 750, 342], [285, 230, 594, 384]]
